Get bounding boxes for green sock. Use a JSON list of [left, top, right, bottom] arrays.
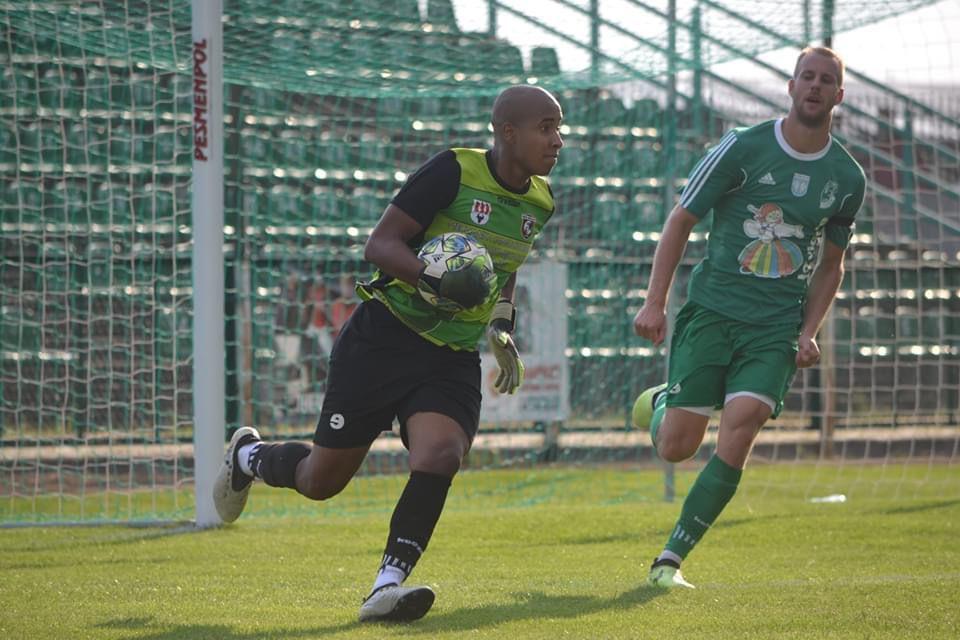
[[649, 390, 667, 445], [663, 454, 742, 560]]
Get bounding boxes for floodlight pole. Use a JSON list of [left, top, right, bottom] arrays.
[[192, 0, 225, 528]]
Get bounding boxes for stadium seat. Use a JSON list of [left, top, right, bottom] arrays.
[[309, 188, 347, 224], [632, 197, 664, 231], [627, 143, 661, 177], [0, 120, 18, 164], [38, 66, 63, 110], [9, 67, 38, 109], [490, 42, 525, 77], [84, 70, 112, 111], [276, 135, 310, 168], [354, 0, 420, 23], [591, 141, 627, 177], [427, 0, 460, 32], [350, 191, 386, 224], [591, 198, 628, 240], [64, 124, 87, 165], [154, 128, 176, 164], [529, 47, 561, 77], [316, 140, 349, 168], [629, 98, 660, 127], [108, 71, 133, 111], [554, 142, 585, 178], [16, 122, 41, 166], [595, 96, 628, 127], [921, 315, 943, 340], [42, 181, 69, 223], [109, 126, 133, 163], [131, 75, 156, 111]]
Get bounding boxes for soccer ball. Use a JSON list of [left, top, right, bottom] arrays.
[[417, 232, 496, 312]]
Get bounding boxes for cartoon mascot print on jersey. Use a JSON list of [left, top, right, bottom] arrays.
[[737, 203, 805, 279]]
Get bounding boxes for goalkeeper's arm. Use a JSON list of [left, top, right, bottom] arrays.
[[364, 204, 432, 285], [486, 273, 524, 394], [364, 204, 490, 308]]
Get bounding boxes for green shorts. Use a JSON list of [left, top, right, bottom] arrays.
[[665, 302, 799, 418]]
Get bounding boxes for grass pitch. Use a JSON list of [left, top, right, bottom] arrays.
[[1, 464, 958, 639]]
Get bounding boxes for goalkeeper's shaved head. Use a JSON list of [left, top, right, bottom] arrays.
[[491, 85, 561, 134], [488, 84, 563, 185]]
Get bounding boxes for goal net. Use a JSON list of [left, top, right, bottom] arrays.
[[2, 0, 957, 524]]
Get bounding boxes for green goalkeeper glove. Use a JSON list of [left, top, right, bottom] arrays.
[[486, 299, 524, 394], [417, 260, 492, 310]]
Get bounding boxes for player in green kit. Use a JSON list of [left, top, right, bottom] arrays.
[[212, 85, 563, 621], [631, 47, 866, 588]]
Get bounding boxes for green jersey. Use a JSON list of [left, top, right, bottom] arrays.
[[358, 148, 555, 350], [680, 118, 866, 324]]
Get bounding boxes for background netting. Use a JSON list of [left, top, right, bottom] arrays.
[[2, 0, 958, 523]]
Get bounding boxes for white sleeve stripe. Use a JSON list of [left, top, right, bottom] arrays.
[[681, 130, 735, 198], [681, 130, 737, 207], [680, 131, 738, 209]]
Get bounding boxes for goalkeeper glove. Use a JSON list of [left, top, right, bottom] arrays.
[[417, 260, 492, 310], [486, 299, 524, 394]]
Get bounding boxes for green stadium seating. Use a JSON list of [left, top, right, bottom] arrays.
[[316, 140, 349, 168], [38, 66, 63, 110], [529, 47, 560, 77], [16, 122, 40, 165], [350, 191, 385, 224], [632, 197, 664, 231], [629, 98, 660, 127], [10, 67, 38, 109], [351, 0, 420, 23], [131, 75, 155, 111], [591, 141, 628, 177], [154, 128, 176, 163], [110, 125, 133, 163], [84, 70, 112, 111], [489, 42, 524, 77], [426, 0, 460, 32], [0, 121, 16, 164], [595, 96, 628, 127], [627, 143, 661, 177]]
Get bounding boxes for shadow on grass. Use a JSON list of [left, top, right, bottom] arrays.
[[97, 616, 361, 640], [873, 499, 960, 516], [2, 522, 216, 554], [97, 586, 667, 638], [409, 584, 667, 634]]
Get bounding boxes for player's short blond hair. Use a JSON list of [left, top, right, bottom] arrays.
[[794, 46, 845, 87]]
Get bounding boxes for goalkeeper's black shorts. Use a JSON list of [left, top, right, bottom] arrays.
[[313, 299, 481, 449]]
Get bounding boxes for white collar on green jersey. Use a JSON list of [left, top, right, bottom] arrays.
[[774, 118, 832, 161]]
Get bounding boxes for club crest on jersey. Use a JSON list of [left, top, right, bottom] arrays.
[[791, 173, 810, 197], [819, 179, 838, 209], [520, 213, 536, 239], [471, 199, 492, 225]]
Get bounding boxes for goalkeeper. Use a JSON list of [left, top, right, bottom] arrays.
[[631, 47, 865, 589], [214, 85, 563, 622]]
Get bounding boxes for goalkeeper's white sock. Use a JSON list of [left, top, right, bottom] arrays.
[[237, 442, 261, 477], [372, 565, 407, 592]]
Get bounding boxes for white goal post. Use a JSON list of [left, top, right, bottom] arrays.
[[192, 0, 225, 528]]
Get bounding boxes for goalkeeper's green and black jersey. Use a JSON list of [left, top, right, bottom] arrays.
[[679, 118, 866, 325], [357, 148, 555, 350]]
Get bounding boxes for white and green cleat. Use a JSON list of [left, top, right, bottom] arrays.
[[631, 383, 667, 431], [647, 558, 695, 589]]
